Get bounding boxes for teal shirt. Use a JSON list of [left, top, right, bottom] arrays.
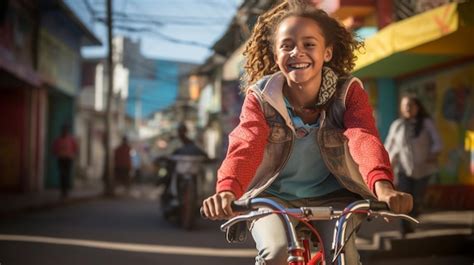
[[265, 98, 342, 200]]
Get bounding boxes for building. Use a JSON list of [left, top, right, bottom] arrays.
[[122, 38, 197, 139], [75, 36, 130, 182], [352, 1, 474, 208], [0, 0, 100, 193]]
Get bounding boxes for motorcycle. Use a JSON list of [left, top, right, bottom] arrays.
[[158, 154, 207, 230]]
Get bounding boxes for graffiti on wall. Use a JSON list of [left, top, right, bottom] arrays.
[[400, 64, 474, 184]]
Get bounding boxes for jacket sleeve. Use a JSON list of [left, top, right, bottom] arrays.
[[216, 93, 270, 198], [343, 81, 394, 194], [424, 118, 443, 154]]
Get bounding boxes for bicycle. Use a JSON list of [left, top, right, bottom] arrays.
[[205, 197, 419, 265]]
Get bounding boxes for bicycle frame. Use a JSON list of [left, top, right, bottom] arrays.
[[219, 198, 419, 265]]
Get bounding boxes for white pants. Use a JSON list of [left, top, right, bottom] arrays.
[[250, 190, 363, 265]]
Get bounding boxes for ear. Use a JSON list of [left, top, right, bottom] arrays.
[[324, 46, 333, 62]]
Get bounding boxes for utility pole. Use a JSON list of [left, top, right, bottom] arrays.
[[103, 0, 114, 196]]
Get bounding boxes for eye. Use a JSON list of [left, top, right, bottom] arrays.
[[305, 42, 316, 48], [280, 42, 293, 51]]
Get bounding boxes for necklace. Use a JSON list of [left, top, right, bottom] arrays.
[[283, 84, 319, 114]]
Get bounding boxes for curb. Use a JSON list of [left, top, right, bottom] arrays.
[[0, 192, 104, 218]]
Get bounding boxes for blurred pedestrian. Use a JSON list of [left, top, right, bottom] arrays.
[[385, 94, 442, 235], [114, 136, 132, 191], [53, 124, 78, 199]]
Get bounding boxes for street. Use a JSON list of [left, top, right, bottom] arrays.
[[0, 187, 255, 265], [1, 184, 473, 265]]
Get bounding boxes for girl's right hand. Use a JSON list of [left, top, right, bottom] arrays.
[[202, 191, 236, 220]]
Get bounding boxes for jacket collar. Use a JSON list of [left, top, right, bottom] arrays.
[[260, 72, 295, 132]]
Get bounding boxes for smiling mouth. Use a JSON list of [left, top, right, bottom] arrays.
[[288, 63, 311, 70]]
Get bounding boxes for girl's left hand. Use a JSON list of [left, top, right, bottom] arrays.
[[374, 180, 413, 214]]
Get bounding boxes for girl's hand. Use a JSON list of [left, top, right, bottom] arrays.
[[202, 191, 236, 220], [375, 180, 413, 214]]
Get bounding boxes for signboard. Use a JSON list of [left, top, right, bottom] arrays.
[[38, 28, 80, 96]]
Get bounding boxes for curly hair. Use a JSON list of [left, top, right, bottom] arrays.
[[241, 0, 363, 94]]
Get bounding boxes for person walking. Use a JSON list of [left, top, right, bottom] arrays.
[[53, 124, 78, 199], [385, 94, 442, 235], [114, 136, 133, 191], [202, 2, 413, 264]]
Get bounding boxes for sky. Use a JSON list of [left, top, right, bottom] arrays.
[[65, 0, 243, 64]]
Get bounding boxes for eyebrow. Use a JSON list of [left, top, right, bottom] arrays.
[[279, 36, 319, 42], [302, 36, 319, 41]]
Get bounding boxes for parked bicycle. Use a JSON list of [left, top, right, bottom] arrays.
[[203, 197, 418, 265]]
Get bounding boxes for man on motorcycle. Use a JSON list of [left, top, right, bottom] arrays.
[[160, 123, 208, 224]]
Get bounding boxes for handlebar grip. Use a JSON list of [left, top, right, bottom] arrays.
[[200, 199, 252, 219], [369, 200, 390, 211], [231, 199, 252, 212]]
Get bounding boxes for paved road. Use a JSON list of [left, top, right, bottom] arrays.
[[0, 189, 255, 265], [1, 185, 472, 265]]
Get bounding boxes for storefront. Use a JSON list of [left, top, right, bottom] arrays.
[[0, 1, 44, 192], [353, 2, 474, 208], [37, 26, 81, 188]]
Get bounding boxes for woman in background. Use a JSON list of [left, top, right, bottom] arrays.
[[385, 94, 442, 235]]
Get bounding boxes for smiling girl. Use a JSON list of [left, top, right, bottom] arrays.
[[202, 3, 413, 264]]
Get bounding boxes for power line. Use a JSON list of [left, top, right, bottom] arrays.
[[96, 16, 224, 27], [112, 25, 210, 48], [82, 0, 96, 17], [96, 11, 228, 24]]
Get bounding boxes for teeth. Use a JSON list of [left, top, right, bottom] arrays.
[[289, 63, 310, 69]]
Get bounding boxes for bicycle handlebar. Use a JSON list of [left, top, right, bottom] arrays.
[[199, 199, 255, 219], [200, 198, 410, 222], [230, 199, 253, 212], [368, 200, 390, 211], [201, 197, 419, 264]]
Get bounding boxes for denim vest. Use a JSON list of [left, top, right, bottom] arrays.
[[240, 72, 376, 200]]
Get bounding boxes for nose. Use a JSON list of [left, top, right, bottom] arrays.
[[290, 45, 304, 58]]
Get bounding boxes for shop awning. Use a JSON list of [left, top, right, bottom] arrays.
[[353, 2, 474, 79]]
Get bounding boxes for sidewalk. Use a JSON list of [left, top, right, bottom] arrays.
[[357, 210, 474, 263], [0, 179, 104, 217]]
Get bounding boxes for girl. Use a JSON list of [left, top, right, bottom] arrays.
[[202, 2, 413, 264], [385, 95, 442, 235]]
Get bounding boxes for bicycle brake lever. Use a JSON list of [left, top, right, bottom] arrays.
[[373, 211, 420, 224]]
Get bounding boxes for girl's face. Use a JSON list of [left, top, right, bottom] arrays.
[[273, 16, 333, 87], [400, 97, 419, 119]]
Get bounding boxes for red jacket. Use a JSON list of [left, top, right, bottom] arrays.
[[114, 144, 132, 169], [53, 135, 78, 159], [216, 79, 393, 198]]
